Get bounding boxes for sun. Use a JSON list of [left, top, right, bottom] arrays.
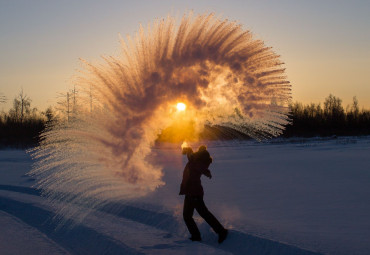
[[176, 102, 186, 111]]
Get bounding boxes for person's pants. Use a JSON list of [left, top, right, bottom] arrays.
[[183, 195, 225, 238]]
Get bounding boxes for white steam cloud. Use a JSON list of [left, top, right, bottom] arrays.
[[29, 12, 291, 221]]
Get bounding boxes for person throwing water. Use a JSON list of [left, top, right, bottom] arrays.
[[180, 144, 228, 243]]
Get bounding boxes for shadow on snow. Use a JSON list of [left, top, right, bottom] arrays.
[[0, 185, 322, 255], [0, 195, 142, 255]]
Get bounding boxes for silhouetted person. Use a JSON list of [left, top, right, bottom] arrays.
[[180, 145, 228, 243]]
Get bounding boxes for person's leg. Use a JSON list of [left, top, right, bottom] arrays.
[[183, 195, 201, 240], [194, 197, 225, 234]]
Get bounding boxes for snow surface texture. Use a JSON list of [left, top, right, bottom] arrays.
[[1, 136, 370, 254], [29, 12, 291, 224]]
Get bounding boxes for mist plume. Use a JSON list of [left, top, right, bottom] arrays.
[[30, 12, 291, 221]]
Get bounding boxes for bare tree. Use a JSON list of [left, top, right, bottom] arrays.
[[324, 94, 344, 119], [9, 89, 32, 122], [56, 91, 72, 122], [351, 96, 360, 117], [19, 89, 31, 122], [45, 107, 54, 122]]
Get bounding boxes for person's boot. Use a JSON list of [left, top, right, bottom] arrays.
[[218, 229, 228, 243], [189, 236, 202, 242]]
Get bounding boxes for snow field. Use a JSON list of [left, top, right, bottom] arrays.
[[1, 136, 369, 254]]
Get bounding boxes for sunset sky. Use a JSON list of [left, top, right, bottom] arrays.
[[1, 0, 369, 111]]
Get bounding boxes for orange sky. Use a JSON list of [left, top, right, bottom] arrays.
[[1, 1, 369, 111]]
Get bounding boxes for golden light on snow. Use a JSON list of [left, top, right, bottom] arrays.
[[176, 102, 186, 111]]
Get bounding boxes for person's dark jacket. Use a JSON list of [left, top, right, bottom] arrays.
[[179, 149, 212, 196]]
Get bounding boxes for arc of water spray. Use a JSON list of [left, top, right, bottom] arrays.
[[29, 12, 291, 222]]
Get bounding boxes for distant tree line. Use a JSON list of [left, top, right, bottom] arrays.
[[1, 90, 369, 148], [0, 90, 54, 148], [283, 95, 370, 137]]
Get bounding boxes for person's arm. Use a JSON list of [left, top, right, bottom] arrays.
[[203, 169, 212, 179], [182, 147, 194, 160], [200, 153, 213, 178]]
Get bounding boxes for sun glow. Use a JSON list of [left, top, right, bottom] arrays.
[[176, 102, 186, 111]]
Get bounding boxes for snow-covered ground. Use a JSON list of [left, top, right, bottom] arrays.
[[1, 136, 369, 254]]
